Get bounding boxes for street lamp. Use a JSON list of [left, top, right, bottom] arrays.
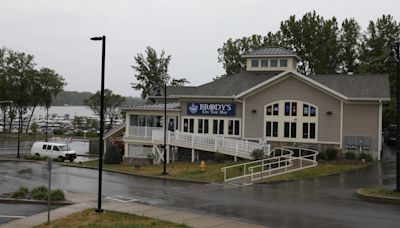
[[156, 84, 168, 175], [385, 42, 400, 192], [91, 35, 106, 212]]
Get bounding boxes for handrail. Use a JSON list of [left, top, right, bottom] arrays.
[[220, 147, 294, 182]]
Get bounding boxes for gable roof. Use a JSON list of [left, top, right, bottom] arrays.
[[242, 47, 301, 60], [151, 70, 390, 102]]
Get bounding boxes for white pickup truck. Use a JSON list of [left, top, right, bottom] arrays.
[[31, 142, 77, 162]]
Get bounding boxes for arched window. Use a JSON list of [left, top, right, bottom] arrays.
[[264, 100, 318, 142]]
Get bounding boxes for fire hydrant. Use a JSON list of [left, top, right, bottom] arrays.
[[200, 160, 206, 172]]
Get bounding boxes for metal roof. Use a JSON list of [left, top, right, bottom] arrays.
[[242, 47, 301, 60], [121, 102, 180, 111]]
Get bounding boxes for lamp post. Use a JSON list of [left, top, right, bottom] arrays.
[[156, 84, 168, 175], [385, 42, 400, 192], [91, 35, 106, 212]]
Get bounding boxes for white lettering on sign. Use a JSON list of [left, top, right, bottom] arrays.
[[187, 103, 235, 116]]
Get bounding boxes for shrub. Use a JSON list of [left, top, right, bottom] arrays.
[[325, 148, 338, 160], [359, 152, 373, 162], [50, 189, 65, 201], [317, 151, 327, 161], [24, 154, 48, 161], [251, 149, 263, 160], [11, 187, 29, 199], [345, 151, 356, 160], [31, 186, 48, 200], [104, 144, 122, 164], [213, 152, 225, 163]]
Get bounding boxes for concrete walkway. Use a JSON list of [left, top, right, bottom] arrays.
[[1, 192, 263, 228]]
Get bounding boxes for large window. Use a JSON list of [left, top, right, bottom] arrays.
[[265, 101, 317, 141], [279, 59, 288, 67], [197, 119, 209, 134], [130, 115, 162, 127], [270, 59, 278, 67], [228, 120, 240, 136], [261, 59, 268, 67], [251, 59, 259, 67], [183, 118, 194, 133]]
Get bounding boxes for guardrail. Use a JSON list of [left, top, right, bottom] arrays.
[[220, 147, 294, 182]]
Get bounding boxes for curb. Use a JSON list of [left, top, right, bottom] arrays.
[[0, 197, 74, 205], [355, 188, 400, 204], [60, 163, 212, 184]]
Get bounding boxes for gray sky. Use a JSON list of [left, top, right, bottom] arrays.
[[1, 0, 399, 97]]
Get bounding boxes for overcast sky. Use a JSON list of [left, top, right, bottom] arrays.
[[1, 0, 399, 97]]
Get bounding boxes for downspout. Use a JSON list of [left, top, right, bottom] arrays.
[[234, 97, 245, 139]]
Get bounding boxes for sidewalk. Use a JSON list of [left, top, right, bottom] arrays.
[[1, 192, 264, 228]]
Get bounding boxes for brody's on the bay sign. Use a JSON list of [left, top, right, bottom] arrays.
[[187, 102, 235, 116]]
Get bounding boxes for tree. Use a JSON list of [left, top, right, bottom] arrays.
[[338, 18, 361, 73], [84, 89, 126, 130], [217, 33, 281, 76], [131, 46, 189, 99]]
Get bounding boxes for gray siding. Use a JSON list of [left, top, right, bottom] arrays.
[[343, 103, 379, 152], [244, 75, 341, 142]]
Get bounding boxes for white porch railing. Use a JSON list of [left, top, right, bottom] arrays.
[[221, 146, 319, 182], [127, 126, 162, 140], [152, 130, 260, 159]]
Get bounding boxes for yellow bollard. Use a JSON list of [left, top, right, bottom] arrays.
[[200, 160, 206, 172]]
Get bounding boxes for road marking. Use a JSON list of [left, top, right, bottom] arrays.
[[106, 195, 137, 203], [0, 215, 27, 219]]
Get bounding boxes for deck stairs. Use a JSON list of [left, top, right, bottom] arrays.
[[221, 146, 319, 183]]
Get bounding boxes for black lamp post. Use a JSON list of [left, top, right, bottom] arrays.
[[385, 42, 400, 192], [156, 84, 168, 175], [91, 35, 106, 212]]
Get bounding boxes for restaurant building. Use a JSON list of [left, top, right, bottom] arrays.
[[117, 47, 390, 163]]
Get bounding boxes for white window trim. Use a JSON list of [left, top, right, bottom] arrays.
[[181, 116, 241, 138], [263, 100, 318, 143]]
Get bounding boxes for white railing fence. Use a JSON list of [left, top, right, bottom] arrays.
[[152, 130, 260, 159], [221, 146, 319, 182], [220, 147, 294, 182]]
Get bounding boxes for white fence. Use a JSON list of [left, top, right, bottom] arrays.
[[152, 130, 260, 159]]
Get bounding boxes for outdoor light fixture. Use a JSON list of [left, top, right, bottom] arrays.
[[91, 35, 106, 212], [326, 111, 333, 115], [385, 42, 400, 192], [252, 109, 257, 114]]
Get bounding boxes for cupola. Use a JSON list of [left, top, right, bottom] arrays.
[[242, 47, 300, 72]]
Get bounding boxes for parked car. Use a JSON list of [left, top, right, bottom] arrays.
[[31, 142, 77, 162], [384, 124, 397, 145]]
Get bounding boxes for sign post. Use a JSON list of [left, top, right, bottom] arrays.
[[47, 158, 53, 224]]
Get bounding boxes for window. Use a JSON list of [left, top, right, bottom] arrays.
[[284, 102, 297, 116], [266, 121, 278, 137], [204, 119, 209, 134], [303, 104, 317, 117], [303, 122, 316, 139], [183, 118, 194, 133], [266, 103, 279, 116], [184, 119, 188, 132], [213, 119, 224, 135], [251, 59, 259, 67], [270, 59, 278, 67], [228, 120, 240, 136], [189, 119, 194, 133], [53, 146, 59, 151], [42, 145, 46, 150], [47, 145, 52, 150], [280, 59, 288, 67], [284, 122, 296, 138], [198, 119, 203, 133], [213, 120, 218, 134], [219, 120, 224, 134], [261, 59, 268, 67]]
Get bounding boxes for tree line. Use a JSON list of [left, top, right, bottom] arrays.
[[217, 12, 399, 126], [0, 47, 66, 133]]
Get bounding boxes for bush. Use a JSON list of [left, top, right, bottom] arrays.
[[345, 151, 356, 160], [317, 151, 327, 161], [104, 144, 122, 164], [213, 152, 225, 163], [251, 149, 263, 160], [24, 154, 48, 161], [31, 186, 48, 200], [50, 189, 65, 201], [359, 152, 373, 162], [325, 148, 338, 160], [11, 187, 29, 199]]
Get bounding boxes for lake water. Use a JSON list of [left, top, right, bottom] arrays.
[[33, 106, 95, 118]]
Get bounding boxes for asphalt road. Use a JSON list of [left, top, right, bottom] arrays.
[[0, 146, 399, 227]]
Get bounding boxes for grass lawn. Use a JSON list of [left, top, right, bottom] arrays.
[[76, 160, 235, 183], [257, 161, 371, 183], [35, 208, 188, 228], [358, 188, 400, 199]]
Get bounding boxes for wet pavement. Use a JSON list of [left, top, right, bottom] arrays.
[[0, 144, 399, 227], [0, 203, 59, 225]]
